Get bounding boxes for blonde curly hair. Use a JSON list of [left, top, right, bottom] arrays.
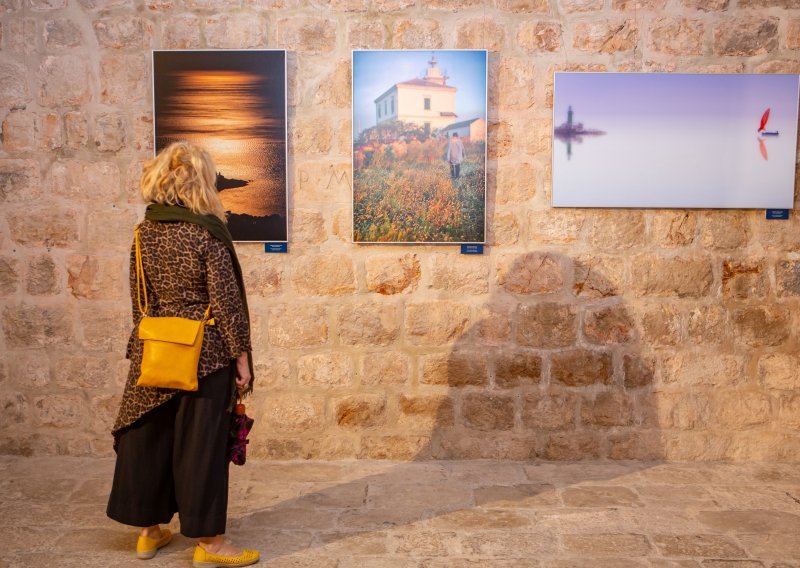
[[140, 141, 227, 221]]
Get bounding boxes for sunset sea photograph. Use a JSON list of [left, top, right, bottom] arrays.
[[153, 50, 287, 242]]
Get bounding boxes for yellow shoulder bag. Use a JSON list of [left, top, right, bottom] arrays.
[[134, 226, 214, 391]]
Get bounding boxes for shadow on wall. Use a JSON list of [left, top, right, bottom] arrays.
[[222, 252, 666, 560]]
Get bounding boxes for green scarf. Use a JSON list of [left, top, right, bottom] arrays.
[[144, 203, 254, 398]]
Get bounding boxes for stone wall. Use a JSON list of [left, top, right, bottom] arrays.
[[1, 0, 798, 461]]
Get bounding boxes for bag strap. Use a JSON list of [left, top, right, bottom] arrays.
[[134, 224, 214, 324]]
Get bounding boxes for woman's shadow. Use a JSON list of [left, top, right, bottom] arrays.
[[215, 251, 666, 562]]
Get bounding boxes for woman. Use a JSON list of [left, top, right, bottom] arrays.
[[107, 141, 259, 567]]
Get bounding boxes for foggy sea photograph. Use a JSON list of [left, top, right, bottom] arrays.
[[552, 73, 800, 209], [153, 50, 287, 242]]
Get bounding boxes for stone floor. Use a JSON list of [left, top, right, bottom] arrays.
[[0, 457, 798, 567]]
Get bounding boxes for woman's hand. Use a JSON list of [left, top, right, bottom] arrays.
[[235, 351, 251, 393]]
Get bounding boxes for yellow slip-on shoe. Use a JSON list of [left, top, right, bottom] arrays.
[[193, 545, 260, 567], [136, 528, 173, 559]]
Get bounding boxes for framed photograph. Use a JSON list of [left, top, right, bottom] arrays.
[[352, 50, 488, 244], [552, 73, 800, 209], [153, 50, 288, 242]]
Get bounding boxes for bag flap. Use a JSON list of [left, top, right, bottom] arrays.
[[138, 316, 203, 346]]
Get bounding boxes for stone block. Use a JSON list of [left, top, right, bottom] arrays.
[[2, 110, 35, 151], [276, 17, 336, 53], [0, 392, 28, 429], [732, 306, 790, 348], [241, 256, 282, 296], [624, 354, 654, 388], [79, 305, 129, 352], [661, 353, 743, 388], [8, 209, 79, 248], [700, 212, 750, 250], [456, 19, 505, 51], [462, 394, 515, 431], [365, 253, 420, 295], [33, 395, 84, 428], [2, 52, 33, 99], [522, 390, 578, 431], [87, 209, 138, 251], [294, 161, 350, 203], [779, 394, 800, 428], [551, 350, 613, 387], [488, 120, 512, 159], [162, 15, 201, 49], [495, 350, 542, 388], [312, 60, 351, 109], [289, 209, 325, 245], [0, 159, 40, 203], [93, 16, 152, 49], [681, 0, 728, 8], [722, 259, 768, 299], [44, 18, 83, 48], [398, 393, 453, 429], [309, 0, 367, 10], [541, 432, 601, 460], [0, 256, 19, 296], [421, 351, 488, 387], [336, 395, 386, 428], [558, 0, 603, 11], [100, 53, 148, 105], [516, 302, 577, 348], [3, 304, 73, 349], [262, 395, 324, 433], [583, 304, 636, 345], [776, 260, 800, 297], [490, 211, 520, 246], [587, 210, 645, 251], [405, 301, 470, 346], [497, 253, 565, 295], [35, 113, 62, 151], [631, 256, 713, 298], [298, 352, 352, 387], [788, 18, 800, 50], [337, 302, 399, 346], [649, 17, 704, 55], [64, 111, 89, 149], [67, 255, 125, 300], [496, 161, 535, 204], [292, 115, 333, 155], [755, 60, 800, 74], [205, 13, 265, 48], [78, 0, 134, 9], [650, 211, 696, 247], [489, 58, 535, 111], [686, 305, 727, 345], [54, 355, 120, 389], [573, 255, 624, 299], [93, 113, 126, 153], [291, 254, 355, 296], [581, 390, 636, 428], [639, 304, 682, 347], [358, 352, 409, 386], [518, 21, 561, 52], [714, 16, 778, 56], [652, 535, 745, 558], [49, 159, 121, 203], [391, 19, 443, 49], [430, 254, 489, 294], [758, 353, 800, 390], [425, 0, 481, 8], [37, 55, 92, 106], [26, 254, 61, 296], [712, 391, 772, 429], [496, 0, 548, 10], [268, 304, 328, 348], [529, 210, 586, 245], [563, 533, 651, 557], [29, 0, 66, 8], [347, 20, 387, 49], [359, 435, 427, 460], [12, 353, 51, 387], [477, 304, 512, 344], [573, 19, 638, 53]]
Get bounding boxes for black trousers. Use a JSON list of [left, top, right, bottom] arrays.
[[107, 365, 233, 538]]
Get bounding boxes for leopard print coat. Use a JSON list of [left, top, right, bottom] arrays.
[[112, 220, 251, 437]]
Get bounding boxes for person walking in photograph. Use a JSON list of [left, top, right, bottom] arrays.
[[106, 141, 259, 568], [445, 131, 465, 180]]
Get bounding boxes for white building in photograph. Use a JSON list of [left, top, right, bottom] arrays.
[[440, 117, 486, 142], [374, 55, 457, 135]]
